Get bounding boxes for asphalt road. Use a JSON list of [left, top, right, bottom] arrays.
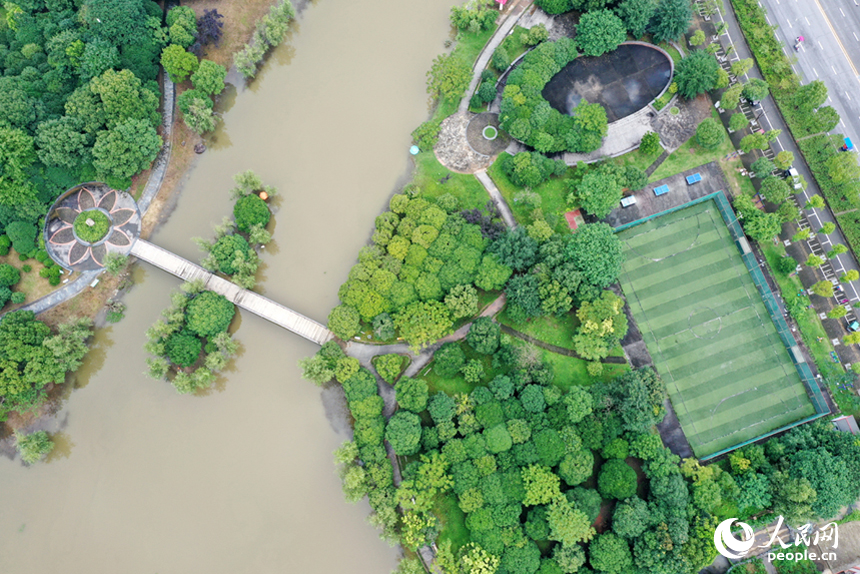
[[712, 1, 860, 366]]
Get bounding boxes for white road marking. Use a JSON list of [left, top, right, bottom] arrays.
[[833, 65, 838, 73], [841, 7, 846, 16], [847, 91, 853, 100], [806, 16, 811, 24], [787, 19, 793, 28], [855, 32, 860, 41], [819, 40, 825, 49], [813, 67, 819, 77]]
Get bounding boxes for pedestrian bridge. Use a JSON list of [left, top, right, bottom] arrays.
[[130, 239, 334, 346]]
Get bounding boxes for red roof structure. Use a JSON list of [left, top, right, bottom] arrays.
[[565, 209, 584, 231]]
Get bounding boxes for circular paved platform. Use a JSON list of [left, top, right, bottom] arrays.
[[466, 113, 511, 156], [45, 183, 141, 272], [542, 42, 672, 123]]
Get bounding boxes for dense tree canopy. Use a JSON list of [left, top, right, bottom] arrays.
[[575, 10, 627, 57], [185, 292, 236, 337]]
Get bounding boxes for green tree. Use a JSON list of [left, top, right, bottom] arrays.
[[161, 44, 199, 83], [328, 305, 360, 340], [165, 331, 202, 367], [721, 83, 744, 110], [612, 496, 650, 538], [375, 354, 404, 384], [742, 78, 770, 103], [434, 342, 466, 377], [841, 270, 859, 283], [811, 281, 834, 298], [92, 119, 162, 180], [191, 59, 227, 95], [820, 222, 836, 235], [89, 69, 160, 129], [571, 170, 623, 218], [547, 496, 596, 546], [573, 291, 628, 360], [395, 377, 429, 413], [760, 176, 790, 203], [731, 58, 754, 77], [689, 30, 706, 46], [739, 133, 768, 153], [597, 459, 637, 500], [299, 354, 335, 385], [522, 464, 562, 505], [575, 10, 627, 57], [805, 195, 826, 209], [385, 411, 422, 455], [565, 223, 624, 288], [770, 470, 817, 524], [427, 53, 471, 104], [827, 153, 860, 184], [806, 255, 825, 268], [728, 113, 749, 132], [395, 300, 453, 349], [82, 0, 149, 46], [827, 306, 847, 319], [751, 157, 776, 178], [466, 317, 500, 355], [185, 292, 235, 337], [639, 131, 661, 155], [34, 117, 88, 170], [234, 194, 271, 232], [674, 51, 720, 99], [590, 532, 633, 573], [695, 118, 724, 150], [167, 5, 198, 48], [777, 202, 799, 223], [558, 449, 595, 487], [0, 264, 20, 288], [445, 284, 479, 319], [614, 0, 655, 37], [15, 431, 54, 464], [775, 150, 794, 170], [649, 0, 693, 44]]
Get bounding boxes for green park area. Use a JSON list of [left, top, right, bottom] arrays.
[[617, 200, 815, 457]]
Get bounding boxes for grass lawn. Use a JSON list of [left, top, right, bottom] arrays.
[[0, 249, 65, 309], [436, 493, 470, 554], [488, 155, 577, 233], [657, 42, 683, 64], [414, 152, 489, 211], [609, 146, 664, 174], [649, 109, 735, 183], [498, 308, 579, 350], [498, 26, 530, 65], [420, 340, 502, 396], [507, 337, 629, 391], [618, 200, 815, 457]]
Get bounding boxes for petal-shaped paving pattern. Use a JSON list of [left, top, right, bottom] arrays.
[[106, 229, 131, 247], [68, 242, 90, 267], [46, 183, 142, 272], [98, 190, 117, 212], [78, 187, 96, 211], [90, 243, 107, 266], [50, 226, 76, 245], [56, 207, 78, 224], [110, 208, 135, 226]]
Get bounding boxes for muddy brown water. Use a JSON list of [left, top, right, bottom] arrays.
[[0, 0, 455, 571]]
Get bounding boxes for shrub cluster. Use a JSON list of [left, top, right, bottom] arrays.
[[499, 38, 608, 154], [234, 1, 296, 79], [328, 192, 510, 348], [144, 281, 239, 394]]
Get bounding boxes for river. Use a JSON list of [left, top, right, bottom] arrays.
[[0, 0, 454, 571]]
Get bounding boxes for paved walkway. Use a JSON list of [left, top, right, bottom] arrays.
[[475, 169, 517, 228], [130, 239, 334, 345], [458, 0, 532, 113]]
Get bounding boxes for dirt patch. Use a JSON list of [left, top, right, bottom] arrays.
[[650, 93, 712, 151]]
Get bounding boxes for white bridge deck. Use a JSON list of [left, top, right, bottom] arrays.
[[130, 239, 333, 345]]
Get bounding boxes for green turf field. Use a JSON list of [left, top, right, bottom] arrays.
[[617, 200, 816, 457]]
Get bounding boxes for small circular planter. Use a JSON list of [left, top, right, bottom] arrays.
[[669, 106, 680, 116], [73, 209, 111, 244], [482, 125, 498, 140]]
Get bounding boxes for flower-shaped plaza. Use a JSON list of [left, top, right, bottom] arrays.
[[45, 183, 142, 272]]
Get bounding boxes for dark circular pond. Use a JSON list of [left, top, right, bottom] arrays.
[[542, 43, 672, 123]]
